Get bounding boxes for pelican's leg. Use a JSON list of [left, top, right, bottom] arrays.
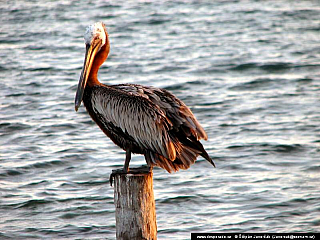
[[123, 149, 131, 173], [109, 150, 153, 186], [109, 149, 131, 186]]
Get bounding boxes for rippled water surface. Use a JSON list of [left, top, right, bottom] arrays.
[[1, 0, 320, 239]]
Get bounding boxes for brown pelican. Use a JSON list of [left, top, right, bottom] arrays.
[[75, 22, 215, 173]]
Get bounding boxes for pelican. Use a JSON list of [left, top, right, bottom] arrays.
[[75, 22, 215, 173]]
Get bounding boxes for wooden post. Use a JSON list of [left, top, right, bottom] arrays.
[[112, 167, 157, 240]]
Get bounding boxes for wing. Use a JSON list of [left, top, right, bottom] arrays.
[[114, 84, 208, 141], [91, 85, 177, 161]]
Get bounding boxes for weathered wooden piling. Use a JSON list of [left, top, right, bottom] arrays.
[[112, 167, 157, 240]]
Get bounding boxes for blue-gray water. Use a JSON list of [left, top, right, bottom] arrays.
[[1, 0, 320, 239]]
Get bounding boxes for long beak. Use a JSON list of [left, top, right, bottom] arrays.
[[75, 40, 102, 111]]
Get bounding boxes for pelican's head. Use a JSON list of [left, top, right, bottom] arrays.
[[75, 22, 110, 111], [84, 22, 107, 50]]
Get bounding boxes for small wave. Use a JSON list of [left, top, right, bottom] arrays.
[[196, 100, 227, 107], [164, 83, 189, 91], [56, 195, 113, 203], [59, 209, 112, 220], [158, 195, 198, 204], [133, 17, 171, 26], [60, 212, 80, 219], [164, 80, 206, 91], [282, 9, 319, 20], [75, 179, 109, 186], [0, 169, 25, 178], [253, 177, 280, 183], [49, 123, 77, 131], [230, 62, 257, 71], [295, 77, 313, 83], [270, 144, 304, 153], [154, 65, 188, 73], [261, 198, 311, 216], [23, 45, 47, 51], [0, 65, 8, 71], [258, 201, 291, 209], [25, 180, 49, 187], [227, 143, 304, 154], [260, 62, 293, 71], [0, 160, 64, 179], [4, 92, 25, 97], [25, 160, 65, 170], [0, 122, 32, 134], [15, 199, 54, 209], [98, 3, 122, 9], [303, 165, 320, 172], [148, 18, 171, 25], [25, 67, 57, 72], [230, 62, 293, 72], [234, 9, 266, 15], [0, 39, 20, 44], [229, 78, 281, 91], [185, 80, 207, 85]]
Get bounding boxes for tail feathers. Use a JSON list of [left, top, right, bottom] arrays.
[[145, 143, 214, 173], [179, 135, 215, 168], [145, 150, 186, 173], [178, 145, 198, 167], [199, 148, 215, 168]]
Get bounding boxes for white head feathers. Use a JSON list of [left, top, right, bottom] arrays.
[[84, 22, 106, 47]]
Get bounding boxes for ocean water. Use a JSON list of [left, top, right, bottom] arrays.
[[1, 0, 320, 239]]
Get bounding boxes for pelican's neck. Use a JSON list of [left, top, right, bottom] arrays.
[[87, 42, 110, 87]]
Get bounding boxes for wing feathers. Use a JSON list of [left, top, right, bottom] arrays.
[[92, 87, 174, 160]]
